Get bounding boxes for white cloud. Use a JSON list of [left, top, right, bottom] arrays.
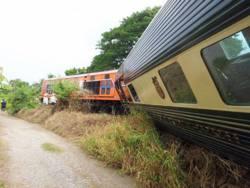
[[0, 0, 166, 83]]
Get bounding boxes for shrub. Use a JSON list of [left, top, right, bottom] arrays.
[[8, 80, 40, 114], [52, 80, 78, 101]]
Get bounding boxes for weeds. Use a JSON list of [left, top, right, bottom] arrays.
[[42, 143, 63, 153], [81, 111, 184, 188], [0, 181, 5, 188]]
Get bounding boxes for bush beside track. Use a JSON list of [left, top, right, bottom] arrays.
[[17, 106, 250, 188]]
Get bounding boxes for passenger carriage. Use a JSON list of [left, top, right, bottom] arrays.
[[117, 0, 250, 165]]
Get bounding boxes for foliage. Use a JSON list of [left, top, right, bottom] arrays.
[[88, 7, 160, 72], [7, 79, 40, 114], [65, 67, 87, 76], [82, 111, 184, 188], [52, 80, 78, 101], [0, 73, 11, 97], [48, 74, 56, 79], [64, 7, 160, 75]]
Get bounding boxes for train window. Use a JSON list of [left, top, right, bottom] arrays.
[[100, 80, 112, 95], [101, 88, 105, 94], [106, 80, 112, 95], [159, 63, 197, 103], [105, 74, 110, 79], [100, 80, 106, 95], [83, 81, 100, 95], [202, 27, 250, 105], [46, 84, 53, 94], [106, 88, 111, 95], [128, 84, 140, 102]]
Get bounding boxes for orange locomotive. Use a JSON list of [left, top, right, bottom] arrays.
[[41, 70, 127, 111]]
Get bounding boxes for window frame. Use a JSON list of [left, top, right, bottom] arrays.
[[158, 62, 197, 104], [128, 84, 140, 102], [201, 27, 250, 106]]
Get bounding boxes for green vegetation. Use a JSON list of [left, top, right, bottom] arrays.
[[0, 181, 5, 188], [0, 72, 11, 100], [7, 79, 40, 114], [47, 73, 56, 79], [0, 69, 41, 114], [52, 80, 79, 101], [65, 67, 87, 76], [42, 143, 63, 153], [64, 7, 160, 75], [81, 111, 184, 188]]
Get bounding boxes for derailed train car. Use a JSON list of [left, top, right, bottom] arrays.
[[117, 0, 250, 165], [41, 70, 124, 111]]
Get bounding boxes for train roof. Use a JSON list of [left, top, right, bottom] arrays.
[[119, 0, 249, 83], [45, 69, 118, 81]]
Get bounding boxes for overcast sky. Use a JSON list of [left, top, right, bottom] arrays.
[[0, 0, 166, 83]]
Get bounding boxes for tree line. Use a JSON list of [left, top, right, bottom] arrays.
[[65, 7, 160, 76]]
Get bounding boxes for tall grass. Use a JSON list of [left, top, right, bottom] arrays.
[[81, 111, 184, 188]]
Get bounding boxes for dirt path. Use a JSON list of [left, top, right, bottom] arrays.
[[0, 112, 136, 188]]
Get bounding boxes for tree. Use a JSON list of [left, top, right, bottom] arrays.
[[48, 73, 56, 78], [88, 7, 160, 72], [65, 67, 87, 76], [0, 71, 11, 97], [64, 7, 160, 74], [8, 79, 39, 114]]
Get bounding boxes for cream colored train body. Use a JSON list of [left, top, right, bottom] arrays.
[[130, 17, 250, 112]]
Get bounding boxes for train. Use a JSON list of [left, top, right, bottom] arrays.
[[42, 0, 250, 166], [41, 70, 131, 112]]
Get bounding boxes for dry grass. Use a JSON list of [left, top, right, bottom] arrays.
[[42, 111, 113, 140], [160, 134, 250, 188], [16, 105, 53, 124], [17, 106, 250, 188], [42, 143, 63, 153], [81, 112, 184, 188]]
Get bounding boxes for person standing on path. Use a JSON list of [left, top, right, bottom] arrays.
[[1, 99, 6, 111]]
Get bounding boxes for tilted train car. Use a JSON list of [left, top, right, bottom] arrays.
[[117, 0, 250, 165], [41, 70, 123, 110]]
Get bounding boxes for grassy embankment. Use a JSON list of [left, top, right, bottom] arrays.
[[17, 106, 250, 188]]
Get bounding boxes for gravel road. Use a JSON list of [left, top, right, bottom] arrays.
[[0, 112, 136, 188]]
